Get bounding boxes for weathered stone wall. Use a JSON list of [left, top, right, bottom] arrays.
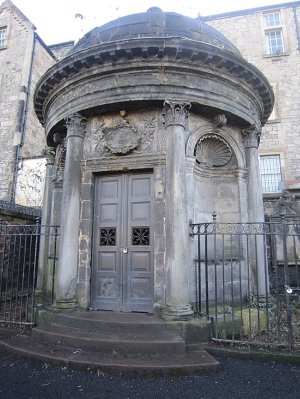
[[0, 2, 27, 199], [0, 213, 36, 225], [0, 1, 55, 202], [205, 4, 300, 191], [21, 38, 55, 158], [48, 41, 74, 61], [0, 198, 41, 224]]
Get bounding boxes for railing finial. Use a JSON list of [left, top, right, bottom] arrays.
[[212, 211, 217, 222]]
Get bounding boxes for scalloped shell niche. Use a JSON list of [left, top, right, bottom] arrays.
[[195, 135, 232, 167]]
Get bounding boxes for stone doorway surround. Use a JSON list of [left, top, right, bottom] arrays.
[[77, 154, 166, 312]]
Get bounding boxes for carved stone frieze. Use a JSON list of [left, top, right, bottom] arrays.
[[84, 120, 106, 156], [84, 114, 156, 157], [135, 116, 156, 153]]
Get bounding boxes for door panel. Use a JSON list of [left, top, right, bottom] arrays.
[[92, 176, 122, 310], [91, 173, 153, 312]]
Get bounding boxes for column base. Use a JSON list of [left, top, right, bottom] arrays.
[[161, 303, 194, 321], [52, 299, 78, 310]]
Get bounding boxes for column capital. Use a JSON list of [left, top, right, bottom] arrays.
[[242, 123, 262, 149], [65, 113, 87, 140], [163, 101, 191, 129], [42, 146, 55, 166]]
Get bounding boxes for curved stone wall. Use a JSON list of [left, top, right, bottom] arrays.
[[34, 38, 273, 143]]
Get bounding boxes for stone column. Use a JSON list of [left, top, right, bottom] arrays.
[[45, 137, 66, 303], [243, 124, 268, 297], [54, 113, 86, 308], [36, 148, 55, 302], [46, 181, 62, 302], [162, 101, 194, 320]]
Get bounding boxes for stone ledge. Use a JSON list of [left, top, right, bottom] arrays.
[[0, 335, 219, 376], [34, 37, 273, 127]]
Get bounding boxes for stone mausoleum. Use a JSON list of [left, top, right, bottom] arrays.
[[34, 8, 273, 320]]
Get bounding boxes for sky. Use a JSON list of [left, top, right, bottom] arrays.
[[7, 0, 293, 44]]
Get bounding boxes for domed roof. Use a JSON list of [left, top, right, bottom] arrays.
[[34, 6, 274, 135], [69, 7, 240, 56]]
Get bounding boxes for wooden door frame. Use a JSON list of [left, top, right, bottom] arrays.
[[90, 171, 154, 312], [77, 155, 166, 312]]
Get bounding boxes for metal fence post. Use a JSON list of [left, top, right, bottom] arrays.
[[212, 212, 218, 337], [51, 226, 59, 305], [281, 212, 294, 348], [30, 217, 41, 324], [204, 222, 209, 317]]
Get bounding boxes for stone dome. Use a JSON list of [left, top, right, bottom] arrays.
[[69, 7, 240, 56], [34, 7, 274, 138]]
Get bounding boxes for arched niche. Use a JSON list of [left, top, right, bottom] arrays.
[[186, 122, 248, 224]]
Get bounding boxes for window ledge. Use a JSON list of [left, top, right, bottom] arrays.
[[0, 45, 7, 50], [266, 119, 281, 124], [263, 52, 290, 59]]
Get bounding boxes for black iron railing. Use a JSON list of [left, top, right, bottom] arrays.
[[0, 219, 59, 326], [190, 214, 300, 349]]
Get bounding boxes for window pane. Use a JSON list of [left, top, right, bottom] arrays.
[[0, 28, 7, 46], [260, 155, 282, 193], [264, 12, 281, 27], [266, 30, 284, 54]]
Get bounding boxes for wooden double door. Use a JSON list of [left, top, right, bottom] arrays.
[[91, 172, 154, 312]]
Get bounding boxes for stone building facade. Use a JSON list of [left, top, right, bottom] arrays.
[[204, 1, 300, 220], [0, 0, 56, 206]]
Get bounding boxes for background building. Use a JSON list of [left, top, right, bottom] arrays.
[[204, 1, 300, 218], [0, 0, 55, 213]]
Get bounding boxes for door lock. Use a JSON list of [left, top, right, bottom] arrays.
[[122, 248, 128, 254]]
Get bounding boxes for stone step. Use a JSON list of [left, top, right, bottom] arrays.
[[31, 326, 186, 355], [0, 335, 219, 376], [38, 310, 168, 333], [37, 310, 211, 343]]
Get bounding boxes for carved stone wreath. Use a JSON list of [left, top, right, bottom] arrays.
[[103, 119, 141, 155], [195, 135, 232, 167]]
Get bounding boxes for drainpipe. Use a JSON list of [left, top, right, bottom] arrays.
[[293, 2, 300, 51], [10, 30, 36, 202]]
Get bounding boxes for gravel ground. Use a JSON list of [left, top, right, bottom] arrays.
[[0, 352, 299, 399]]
